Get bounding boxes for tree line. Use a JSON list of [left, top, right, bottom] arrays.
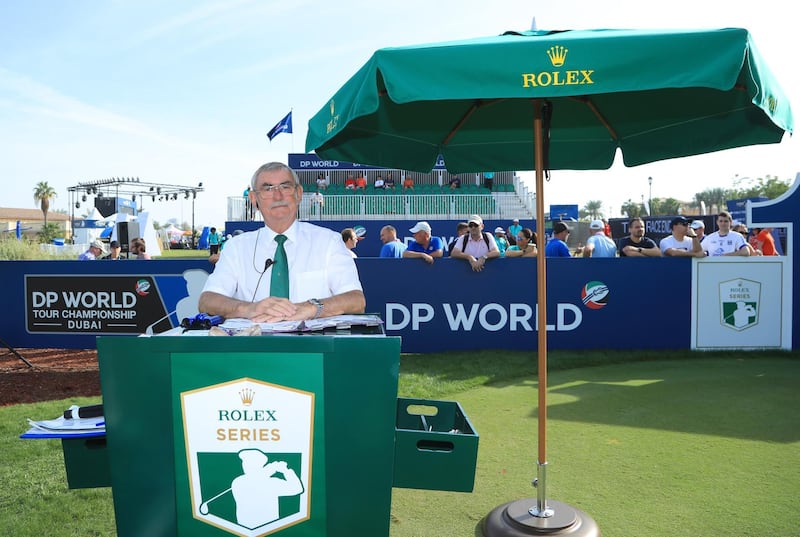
[[582, 174, 793, 219]]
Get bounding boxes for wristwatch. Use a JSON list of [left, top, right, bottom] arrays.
[[308, 298, 324, 319], [638, 247, 642, 253]]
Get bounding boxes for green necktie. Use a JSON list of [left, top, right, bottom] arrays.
[[270, 234, 289, 298]]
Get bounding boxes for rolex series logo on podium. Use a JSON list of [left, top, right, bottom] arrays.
[[182, 378, 315, 537]]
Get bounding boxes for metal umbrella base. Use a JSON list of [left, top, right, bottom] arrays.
[[482, 499, 601, 537]]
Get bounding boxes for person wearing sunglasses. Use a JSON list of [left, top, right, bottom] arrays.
[[505, 228, 537, 258], [659, 216, 704, 257], [449, 214, 500, 271]]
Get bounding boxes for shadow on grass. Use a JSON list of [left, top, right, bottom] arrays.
[[401, 349, 800, 444], [542, 357, 799, 443]]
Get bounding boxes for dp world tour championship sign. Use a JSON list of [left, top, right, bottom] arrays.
[[181, 378, 314, 537]]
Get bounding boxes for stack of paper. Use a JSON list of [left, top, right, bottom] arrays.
[[220, 314, 383, 334], [21, 415, 106, 439]]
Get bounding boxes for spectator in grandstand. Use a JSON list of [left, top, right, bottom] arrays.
[[752, 227, 778, 255], [244, 186, 254, 219], [341, 228, 358, 258], [483, 172, 495, 190], [493, 227, 509, 257], [316, 173, 329, 191], [384, 172, 396, 190], [619, 217, 661, 257], [402, 174, 414, 190], [582, 220, 617, 257], [130, 237, 152, 260], [448, 176, 461, 189], [345, 174, 356, 190], [447, 222, 469, 256], [103, 240, 123, 260], [450, 215, 500, 271], [355, 174, 367, 190], [379, 225, 407, 258], [545, 222, 573, 257], [659, 216, 704, 257], [78, 239, 108, 261], [505, 228, 537, 257], [374, 174, 385, 189], [311, 190, 324, 211], [702, 211, 750, 257], [403, 221, 443, 264], [690, 220, 706, 243], [507, 218, 522, 246]]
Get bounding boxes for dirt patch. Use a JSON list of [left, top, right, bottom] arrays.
[[0, 348, 101, 406]]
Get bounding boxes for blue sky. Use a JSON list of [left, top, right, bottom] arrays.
[[1, 1, 797, 228]]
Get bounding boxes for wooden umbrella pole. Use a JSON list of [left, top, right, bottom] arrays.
[[532, 99, 552, 517]]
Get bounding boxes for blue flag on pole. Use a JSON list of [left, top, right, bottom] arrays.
[[267, 111, 293, 141]]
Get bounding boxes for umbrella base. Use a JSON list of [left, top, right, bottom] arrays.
[[482, 498, 600, 537]]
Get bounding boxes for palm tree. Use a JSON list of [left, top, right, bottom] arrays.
[[582, 200, 603, 220], [621, 199, 643, 218], [33, 181, 58, 227]]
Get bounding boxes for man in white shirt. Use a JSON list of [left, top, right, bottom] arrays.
[[199, 162, 365, 323], [449, 214, 500, 271], [659, 216, 704, 257], [702, 211, 750, 257]]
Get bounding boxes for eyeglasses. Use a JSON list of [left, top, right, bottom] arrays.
[[516, 236, 525, 242], [468, 222, 480, 228], [255, 182, 296, 197]]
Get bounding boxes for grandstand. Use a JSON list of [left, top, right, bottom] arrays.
[[226, 154, 536, 222]]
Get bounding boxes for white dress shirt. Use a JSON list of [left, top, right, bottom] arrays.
[[202, 221, 362, 303]]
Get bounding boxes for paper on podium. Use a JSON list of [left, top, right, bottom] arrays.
[[21, 415, 106, 439], [220, 314, 383, 334]]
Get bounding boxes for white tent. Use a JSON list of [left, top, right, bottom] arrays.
[[164, 224, 183, 240]]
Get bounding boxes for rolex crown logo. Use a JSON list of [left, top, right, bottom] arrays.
[[239, 388, 255, 406], [329, 99, 335, 116], [546, 45, 568, 67]]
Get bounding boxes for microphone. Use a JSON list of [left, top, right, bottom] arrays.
[[251, 258, 273, 303]]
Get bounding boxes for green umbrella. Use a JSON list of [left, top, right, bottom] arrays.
[[307, 28, 792, 173], [306, 27, 793, 537]]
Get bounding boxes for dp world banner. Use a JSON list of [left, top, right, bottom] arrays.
[[1, 256, 792, 352], [1, 257, 688, 352]]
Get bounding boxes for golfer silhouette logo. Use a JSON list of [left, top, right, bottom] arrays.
[[183, 379, 313, 535], [199, 449, 304, 530], [730, 301, 757, 329]]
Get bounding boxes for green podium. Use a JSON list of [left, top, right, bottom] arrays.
[[97, 332, 403, 537]]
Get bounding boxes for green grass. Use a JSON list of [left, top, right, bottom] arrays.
[[2, 350, 798, 536]]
